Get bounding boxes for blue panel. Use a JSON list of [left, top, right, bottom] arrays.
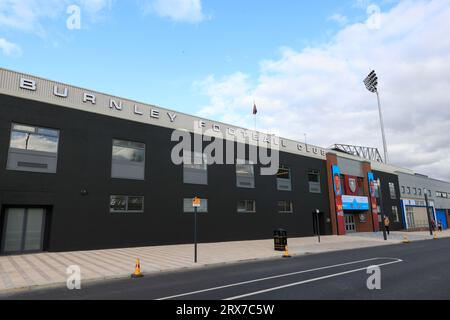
[[436, 210, 448, 230], [342, 196, 370, 211]]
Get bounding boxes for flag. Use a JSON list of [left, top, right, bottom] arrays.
[[253, 102, 258, 115]]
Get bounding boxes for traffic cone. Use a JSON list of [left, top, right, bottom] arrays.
[[131, 258, 144, 278], [402, 235, 410, 244], [282, 245, 291, 258], [434, 232, 438, 240]]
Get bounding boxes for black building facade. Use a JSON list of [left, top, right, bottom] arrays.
[[0, 68, 407, 255]]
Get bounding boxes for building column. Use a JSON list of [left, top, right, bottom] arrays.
[[362, 162, 378, 232], [326, 153, 344, 235]]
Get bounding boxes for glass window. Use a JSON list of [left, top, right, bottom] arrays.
[[277, 165, 292, 191], [183, 151, 208, 185], [237, 200, 256, 213], [110, 195, 144, 213], [111, 139, 145, 180], [308, 170, 321, 193], [7, 123, 60, 173], [407, 187, 411, 194], [428, 190, 432, 197], [389, 182, 397, 199], [418, 188, 422, 196], [401, 186, 405, 194], [183, 198, 208, 213], [413, 188, 417, 195], [392, 206, 400, 223], [236, 160, 255, 188], [278, 201, 293, 213]]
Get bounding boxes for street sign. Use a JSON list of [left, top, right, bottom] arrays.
[[192, 197, 201, 208]]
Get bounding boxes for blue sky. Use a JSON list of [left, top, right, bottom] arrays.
[[1, 0, 397, 113], [1, 0, 450, 181]]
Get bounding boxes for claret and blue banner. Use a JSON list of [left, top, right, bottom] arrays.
[[367, 172, 380, 232], [332, 165, 346, 235]]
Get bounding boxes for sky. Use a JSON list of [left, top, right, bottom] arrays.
[[1, 0, 449, 181]]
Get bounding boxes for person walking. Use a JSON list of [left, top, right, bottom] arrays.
[[384, 216, 391, 235]]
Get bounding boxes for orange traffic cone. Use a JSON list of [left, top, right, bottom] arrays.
[[282, 245, 291, 258], [131, 258, 144, 278]]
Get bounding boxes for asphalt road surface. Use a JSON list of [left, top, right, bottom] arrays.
[[2, 238, 450, 300]]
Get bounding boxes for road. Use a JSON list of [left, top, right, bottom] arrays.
[[2, 238, 450, 300]]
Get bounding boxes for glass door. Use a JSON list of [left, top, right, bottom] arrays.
[[2, 208, 45, 254]]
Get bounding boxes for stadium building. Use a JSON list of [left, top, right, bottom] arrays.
[[0, 68, 446, 255]]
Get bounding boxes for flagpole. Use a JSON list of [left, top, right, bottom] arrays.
[[253, 100, 257, 132]]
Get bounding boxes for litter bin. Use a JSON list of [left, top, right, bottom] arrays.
[[274, 229, 288, 251]]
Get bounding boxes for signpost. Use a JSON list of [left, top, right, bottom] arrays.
[[192, 197, 201, 263], [315, 209, 321, 243]]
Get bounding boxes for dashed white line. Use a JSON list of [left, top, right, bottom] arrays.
[[157, 257, 402, 300], [224, 259, 403, 300]]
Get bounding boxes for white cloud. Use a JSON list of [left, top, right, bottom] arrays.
[[148, 0, 205, 23], [194, 0, 450, 181], [0, 37, 21, 56], [328, 13, 349, 25]]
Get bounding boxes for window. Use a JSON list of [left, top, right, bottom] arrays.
[[183, 151, 207, 185], [237, 200, 256, 213], [110, 195, 144, 213], [407, 187, 411, 194], [413, 188, 417, 195], [183, 198, 208, 213], [401, 186, 405, 194], [276, 165, 292, 191], [278, 201, 293, 213], [392, 206, 400, 223], [7, 123, 60, 173], [389, 182, 397, 199], [436, 191, 448, 198], [308, 170, 321, 193], [236, 160, 255, 188], [111, 139, 145, 180], [418, 188, 422, 196], [428, 189, 432, 197]]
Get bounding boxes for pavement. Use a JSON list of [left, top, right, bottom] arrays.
[[0, 230, 449, 296], [3, 236, 450, 300]]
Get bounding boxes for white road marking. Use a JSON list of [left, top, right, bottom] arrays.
[[224, 259, 403, 300], [157, 257, 401, 300]]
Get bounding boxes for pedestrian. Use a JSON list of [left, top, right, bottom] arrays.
[[384, 216, 391, 235], [438, 221, 443, 232]]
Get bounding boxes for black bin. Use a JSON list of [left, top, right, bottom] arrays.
[[273, 229, 288, 251]]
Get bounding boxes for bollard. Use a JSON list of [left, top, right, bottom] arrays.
[[402, 235, 410, 244]]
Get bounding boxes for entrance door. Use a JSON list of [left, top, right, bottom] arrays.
[[344, 214, 356, 233], [1, 208, 46, 254]]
